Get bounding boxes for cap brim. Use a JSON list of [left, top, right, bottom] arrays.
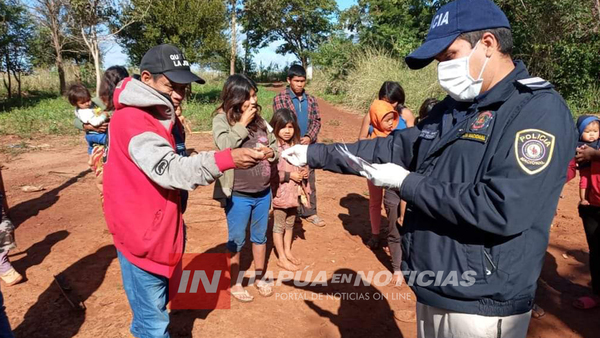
[[405, 33, 460, 70], [163, 69, 206, 84]]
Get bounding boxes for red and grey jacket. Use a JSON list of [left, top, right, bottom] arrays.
[[103, 77, 234, 277]]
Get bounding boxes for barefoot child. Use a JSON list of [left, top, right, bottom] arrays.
[[213, 74, 278, 302], [270, 108, 310, 271], [363, 100, 399, 251]]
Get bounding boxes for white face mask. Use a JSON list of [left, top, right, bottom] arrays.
[[437, 41, 491, 102]]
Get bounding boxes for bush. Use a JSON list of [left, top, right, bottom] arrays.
[[567, 84, 600, 118], [311, 48, 445, 116], [310, 35, 360, 95]]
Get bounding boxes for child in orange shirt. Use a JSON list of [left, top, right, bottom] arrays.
[[366, 100, 399, 248]]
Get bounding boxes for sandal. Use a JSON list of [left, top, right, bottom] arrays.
[[305, 215, 326, 227], [573, 295, 600, 310], [255, 280, 274, 297], [0, 268, 23, 287], [231, 288, 254, 303]]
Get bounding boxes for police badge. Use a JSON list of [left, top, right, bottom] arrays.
[[515, 129, 555, 175]]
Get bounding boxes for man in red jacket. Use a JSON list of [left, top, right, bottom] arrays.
[[103, 44, 263, 338]]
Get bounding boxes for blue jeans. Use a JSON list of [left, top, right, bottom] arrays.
[[0, 290, 14, 338], [225, 189, 271, 252], [117, 251, 169, 338], [85, 132, 107, 154]]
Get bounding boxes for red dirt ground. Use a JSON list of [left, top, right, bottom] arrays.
[[1, 89, 599, 338]]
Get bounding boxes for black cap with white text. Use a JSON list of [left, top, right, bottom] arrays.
[[140, 44, 205, 84]]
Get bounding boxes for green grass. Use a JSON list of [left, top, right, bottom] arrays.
[[0, 92, 78, 138], [0, 82, 277, 138]]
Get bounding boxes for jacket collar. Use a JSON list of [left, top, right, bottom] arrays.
[[472, 60, 530, 108]]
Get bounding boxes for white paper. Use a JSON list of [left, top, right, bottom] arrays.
[[335, 143, 376, 172]]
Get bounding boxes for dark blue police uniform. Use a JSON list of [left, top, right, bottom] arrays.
[[308, 61, 577, 316]]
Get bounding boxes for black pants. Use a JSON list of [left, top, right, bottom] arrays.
[[578, 205, 600, 295], [298, 169, 317, 218], [384, 189, 402, 272]]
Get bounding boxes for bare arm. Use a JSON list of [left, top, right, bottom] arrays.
[[358, 114, 371, 140], [401, 108, 415, 128], [576, 146, 600, 162]]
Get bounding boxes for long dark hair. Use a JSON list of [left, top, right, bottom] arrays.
[[270, 108, 300, 145], [99, 66, 129, 111], [378, 81, 406, 111], [215, 74, 265, 131]]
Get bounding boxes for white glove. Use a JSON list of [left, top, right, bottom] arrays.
[[282, 144, 308, 166], [360, 162, 410, 190]]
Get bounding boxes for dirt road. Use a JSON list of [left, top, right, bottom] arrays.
[[1, 90, 598, 337]]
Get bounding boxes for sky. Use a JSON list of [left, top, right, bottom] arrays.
[[103, 0, 357, 69]]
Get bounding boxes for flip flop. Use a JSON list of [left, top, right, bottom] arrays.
[[231, 289, 254, 303], [573, 296, 600, 310], [255, 281, 274, 297]]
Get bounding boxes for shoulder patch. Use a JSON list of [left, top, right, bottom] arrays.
[[515, 129, 555, 175], [516, 77, 553, 90]]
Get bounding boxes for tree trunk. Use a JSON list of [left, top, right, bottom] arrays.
[[11, 68, 21, 100], [5, 53, 11, 99], [2, 75, 8, 96], [301, 56, 308, 71], [230, 0, 237, 75], [56, 54, 66, 95], [52, 27, 67, 95], [49, 1, 66, 95], [93, 41, 102, 96], [243, 39, 250, 75]]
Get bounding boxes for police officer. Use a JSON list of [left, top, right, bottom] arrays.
[[283, 0, 576, 337]]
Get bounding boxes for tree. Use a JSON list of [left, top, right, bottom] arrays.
[[0, 0, 34, 99], [28, 0, 71, 95], [117, 0, 228, 67], [243, 0, 337, 69], [229, 0, 238, 75], [340, 0, 449, 58], [496, 0, 600, 101], [68, 0, 130, 96]]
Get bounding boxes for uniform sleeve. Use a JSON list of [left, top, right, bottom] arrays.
[[308, 127, 421, 175], [128, 131, 226, 191], [400, 93, 577, 237]]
